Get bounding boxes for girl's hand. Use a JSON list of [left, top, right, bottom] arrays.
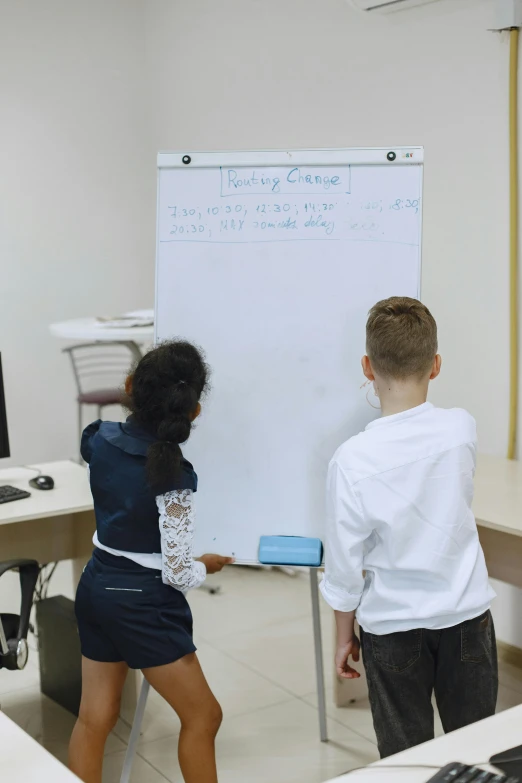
[[197, 554, 235, 574], [335, 636, 361, 679]]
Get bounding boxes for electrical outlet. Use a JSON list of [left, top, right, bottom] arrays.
[[493, 0, 522, 30]]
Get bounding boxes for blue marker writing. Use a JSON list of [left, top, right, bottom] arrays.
[[227, 169, 281, 193], [287, 168, 341, 190]]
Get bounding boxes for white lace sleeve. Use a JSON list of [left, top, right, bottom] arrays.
[[156, 489, 207, 591]]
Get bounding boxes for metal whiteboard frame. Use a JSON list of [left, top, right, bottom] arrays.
[[157, 146, 424, 169], [155, 146, 424, 346]]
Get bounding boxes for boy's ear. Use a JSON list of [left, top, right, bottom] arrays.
[[361, 355, 375, 382], [429, 355, 442, 381], [125, 374, 133, 396]]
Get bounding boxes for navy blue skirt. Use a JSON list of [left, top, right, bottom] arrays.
[[75, 549, 196, 669]]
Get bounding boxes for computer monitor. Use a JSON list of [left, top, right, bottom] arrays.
[[0, 354, 10, 459]]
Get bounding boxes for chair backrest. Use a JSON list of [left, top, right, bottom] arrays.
[[63, 342, 139, 397]]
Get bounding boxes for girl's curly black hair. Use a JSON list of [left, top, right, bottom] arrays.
[[127, 340, 209, 490]]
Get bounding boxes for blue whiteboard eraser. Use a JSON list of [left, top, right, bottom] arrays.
[[258, 536, 323, 567]]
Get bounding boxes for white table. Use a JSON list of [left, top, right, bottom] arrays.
[[49, 317, 154, 344], [49, 311, 154, 363], [0, 461, 94, 575], [0, 461, 141, 714], [0, 710, 80, 781], [474, 453, 522, 589], [324, 704, 522, 782]]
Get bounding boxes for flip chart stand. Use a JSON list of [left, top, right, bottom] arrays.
[[310, 567, 328, 742], [119, 677, 150, 783]]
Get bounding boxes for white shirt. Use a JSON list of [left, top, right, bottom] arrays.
[[320, 402, 495, 635], [93, 488, 207, 591]]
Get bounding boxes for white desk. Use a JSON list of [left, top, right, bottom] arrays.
[[49, 313, 154, 344], [474, 453, 522, 589], [474, 453, 522, 536], [324, 704, 522, 782], [0, 461, 141, 713], [0, 710, 80, 781], [0, 461, 94, 579]]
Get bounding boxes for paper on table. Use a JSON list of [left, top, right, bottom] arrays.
[[95, 314, 154, 329], [125, 309, 154, 319]]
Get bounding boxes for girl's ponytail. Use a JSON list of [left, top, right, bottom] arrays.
[[128, 342, 209, 491], [146, 382, 197, 489]]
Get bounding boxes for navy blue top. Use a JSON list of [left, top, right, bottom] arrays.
[[81, 418, 198, 554]]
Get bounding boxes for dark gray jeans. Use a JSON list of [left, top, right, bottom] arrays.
[[361, 610, 498, 758]]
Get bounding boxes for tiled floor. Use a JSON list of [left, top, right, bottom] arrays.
[[1, 566, 522, 783]]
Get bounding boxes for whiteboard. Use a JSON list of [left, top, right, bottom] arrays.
[[155, 148, 423, 563]]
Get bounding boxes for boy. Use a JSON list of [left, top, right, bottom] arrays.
[[320, 296, 497, 758]]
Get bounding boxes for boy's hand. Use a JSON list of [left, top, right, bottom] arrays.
[[197, 554, 235, 574], [335, 636, 361, 679]]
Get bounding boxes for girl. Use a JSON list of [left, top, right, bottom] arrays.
[[69, 340, 233, 783]]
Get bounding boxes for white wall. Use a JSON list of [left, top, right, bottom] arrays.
[[143, 0, 520, 645], [1, 0, 155, 466], [0, 0, 155, 613], [1, 0, 520, 646], [144, 0, 510, 452]]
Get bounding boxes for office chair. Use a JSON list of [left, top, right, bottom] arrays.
[[0, 559, 39, 671], [63, 342, 140, 459]]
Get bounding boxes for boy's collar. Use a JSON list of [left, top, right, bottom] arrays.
[[365, 401, 434, 430]]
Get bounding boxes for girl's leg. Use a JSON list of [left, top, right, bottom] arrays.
[[143, 653, 222, 783], [69, 657, 128, 783]]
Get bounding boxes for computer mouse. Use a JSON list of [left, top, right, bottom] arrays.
[[29, 475, 55, 491]]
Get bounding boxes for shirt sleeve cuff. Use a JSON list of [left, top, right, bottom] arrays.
[[193, 559, 207, 587], [319, 576, 362, 612]]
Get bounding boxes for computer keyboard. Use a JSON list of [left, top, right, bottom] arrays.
[[0, 485, 31, 504], [427, 763, 520, 783]]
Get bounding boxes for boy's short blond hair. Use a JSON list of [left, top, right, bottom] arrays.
[[366, 296, 438, 380]]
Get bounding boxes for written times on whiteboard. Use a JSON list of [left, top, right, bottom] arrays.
[[158, 165, 421, 247]]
